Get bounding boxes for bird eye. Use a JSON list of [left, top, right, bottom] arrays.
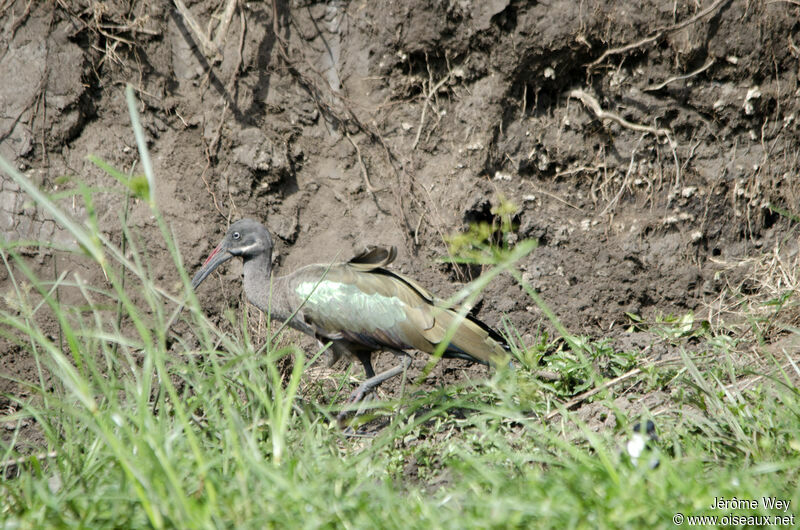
[[232, 232, 241, 240]]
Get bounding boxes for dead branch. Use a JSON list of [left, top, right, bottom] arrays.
[[589, 0, 730, 68]]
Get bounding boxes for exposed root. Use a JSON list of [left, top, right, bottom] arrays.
[[414, 213, 425, 245], [528, 183, 585, 212], [345, 132, 382, 195], [213, 0, 239, 52], [588, 0, 731, 69], [270, 0, 430, 248], [9, 0, 32, 39], [569, 89, 671, 139], [413, 52, 453, 150], [173, 0, 222, 61], [554, 165, 606, 179], [598, 133, 645, 217], [644, 58, 715, 92], [200, 102, 230, 219], [227, 8, 246, 90]]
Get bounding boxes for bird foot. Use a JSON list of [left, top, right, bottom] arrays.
[[336, 411, 351, 429], [340, 425, 378, 438], [335, 385, 372, 427]]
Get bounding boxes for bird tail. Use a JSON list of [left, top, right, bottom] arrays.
[[435, 308, 511, 367]]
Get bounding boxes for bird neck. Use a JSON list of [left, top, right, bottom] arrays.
[[242, 250, 273, 314]]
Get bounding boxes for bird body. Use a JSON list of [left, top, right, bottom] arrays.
[[192, 219, 510, 417]]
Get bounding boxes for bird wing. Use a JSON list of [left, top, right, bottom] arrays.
[[290, 248, 508, 366], [347, 245, 397, 270]]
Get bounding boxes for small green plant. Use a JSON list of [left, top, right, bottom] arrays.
[[626, 311, 711, 340], [445, 195, 522, 263]]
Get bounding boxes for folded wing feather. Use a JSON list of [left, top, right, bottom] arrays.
[[294, 246, 508, 366]]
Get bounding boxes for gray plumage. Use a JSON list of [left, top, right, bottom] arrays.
[[191, 218, 510, 418]]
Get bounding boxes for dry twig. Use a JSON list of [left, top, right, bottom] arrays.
[[545, 357, 682, 420]]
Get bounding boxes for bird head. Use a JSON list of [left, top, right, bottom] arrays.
[[191, 218, 274, 289]]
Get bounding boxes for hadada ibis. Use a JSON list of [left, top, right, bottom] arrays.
[[191, 218, 511, 420]]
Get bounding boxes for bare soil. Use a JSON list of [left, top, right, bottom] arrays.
[[2, 0, 799, 444]]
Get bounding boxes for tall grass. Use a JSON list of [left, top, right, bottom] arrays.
[[1, 86, 799, 527]]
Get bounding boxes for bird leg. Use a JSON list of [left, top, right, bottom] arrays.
[[337, 350, 412, 423], [356, 350, 376, 379], [325, 341, 354, 369]]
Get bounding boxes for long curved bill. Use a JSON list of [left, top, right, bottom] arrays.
[[191, 242, 233, 289]]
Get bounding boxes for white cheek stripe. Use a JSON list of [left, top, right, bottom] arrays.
[[237, 242, 261, 254]]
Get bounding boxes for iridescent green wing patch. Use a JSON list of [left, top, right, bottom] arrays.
[[295, 280, 408, 332]]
